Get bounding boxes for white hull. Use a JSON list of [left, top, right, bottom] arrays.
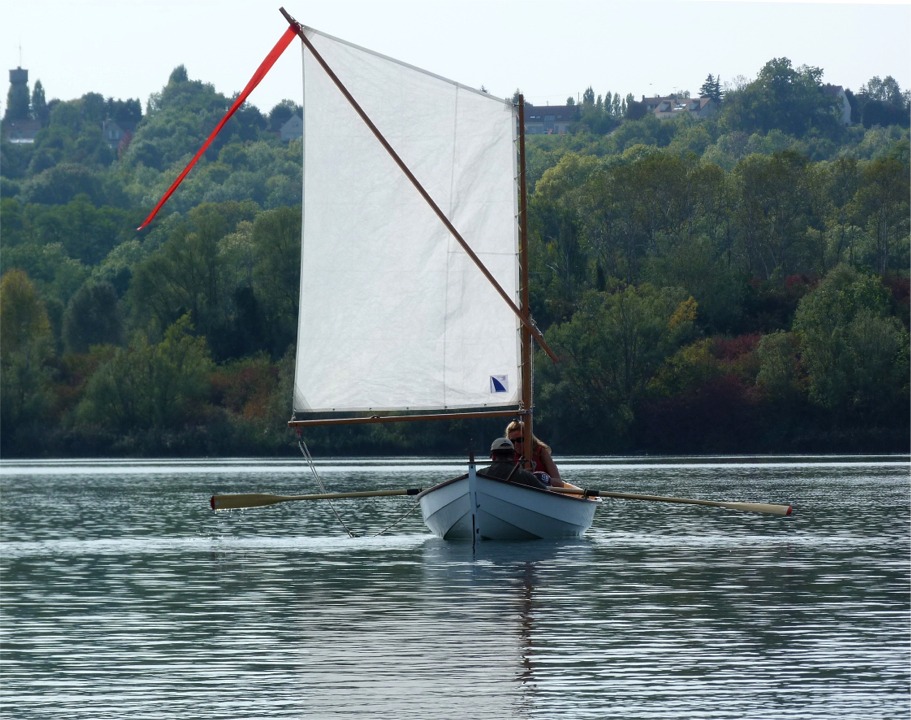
[[418, 464, 599, 541]]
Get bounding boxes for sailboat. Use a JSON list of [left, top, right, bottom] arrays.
[[136, 8, 598, 540], [144, 10, 791, 538], [279, 11, 599, 541]]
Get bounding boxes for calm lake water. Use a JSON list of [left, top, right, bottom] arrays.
[[1, 456, 908, 719]]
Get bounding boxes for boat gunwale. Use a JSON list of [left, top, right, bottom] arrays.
[[416, 470, 599, 503]]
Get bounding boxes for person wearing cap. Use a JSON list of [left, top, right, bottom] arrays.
[[480, 437, 550, 490]]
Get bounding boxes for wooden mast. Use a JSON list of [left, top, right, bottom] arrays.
[[516, 96, 534, 455]]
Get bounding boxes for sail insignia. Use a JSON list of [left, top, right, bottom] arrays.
[[490, 375, 509, 394]]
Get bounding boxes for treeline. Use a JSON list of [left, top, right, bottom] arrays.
[[1, 59, 908, 458]]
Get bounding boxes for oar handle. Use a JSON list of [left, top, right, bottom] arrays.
[[211, 488, 423, 511], [553, 488, 793, 516]]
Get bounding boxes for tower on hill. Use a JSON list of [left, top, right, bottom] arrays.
[[5, 65, 31, 121]]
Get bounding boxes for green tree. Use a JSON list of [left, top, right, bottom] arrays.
[[644, 234, 746, 334], [848, 155, 910, 274], [91, 238, 147, 296], [24, 195, 131, 264], [131, 64, 270, 180], [251, 206, 302, 357], [755, 330, 804, 405], [24, 96, 116, 170], [209, 352, 289, 452], [792, 265, 909, 424], [20, 163, 107, 205], [75, 314, 214, 433], [0, 136, 33, 179], [0, 240, 89, 313], [537, 284, 697, 451], [0, 270, 56, 452], [106, 97, 143, 126], [856, 76, 910, 129], [61, 281, 123, 354], [529, 152, 603, 322], [211, 219, 261, 360], [699, 74, 722, 103], [731, 150, 822, 279], [31, 80, 49, 125], [639, 334, 762, 453], [577, 148, 714, 285], [720, 57, 842, 139], [607, 115, 676, 152], [816, 155, 862, 269], [667, 121, 715, 157], [0, 198, 26, 242], [128, 201, 259, 346]]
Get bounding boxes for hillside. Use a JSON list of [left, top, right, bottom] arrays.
[[1, 58, 908, 457]]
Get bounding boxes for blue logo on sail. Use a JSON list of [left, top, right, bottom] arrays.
[[490, 375, 508, 393]]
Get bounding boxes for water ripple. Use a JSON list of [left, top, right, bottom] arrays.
[[1, 458, 908, 719]]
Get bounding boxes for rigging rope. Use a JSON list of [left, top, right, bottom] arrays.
[[369, 498, 422, 538], [297, 435, 423, 538], [297, 436, 358, 538]]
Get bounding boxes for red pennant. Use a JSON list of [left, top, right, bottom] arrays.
[[138, 25, 298, 231]]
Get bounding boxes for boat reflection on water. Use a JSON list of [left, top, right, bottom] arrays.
[[517, 558, 537, 692], [420, 537, 594, 703]]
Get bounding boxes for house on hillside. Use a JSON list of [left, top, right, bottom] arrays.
[[824, 85, 851, 126], [642, 95, 717, 120], [3, 118, 41, 144], [280, 114, 303, 142], [102, 118, 135, 154], [525, 104, 579, 135]]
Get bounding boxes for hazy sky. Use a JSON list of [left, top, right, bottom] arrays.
[[3, 0, 909, 113]]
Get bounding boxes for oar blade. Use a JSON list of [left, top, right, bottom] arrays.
[[210, 493, 290, 510], [720, 501, 793, 516], [210, 487, 424, 511]]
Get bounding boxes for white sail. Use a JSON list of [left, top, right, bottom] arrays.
[[292, 28, 522, 416]]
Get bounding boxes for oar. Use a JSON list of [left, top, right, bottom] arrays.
[[210, 488, 423, 511], [553, 487, 792, 516]]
